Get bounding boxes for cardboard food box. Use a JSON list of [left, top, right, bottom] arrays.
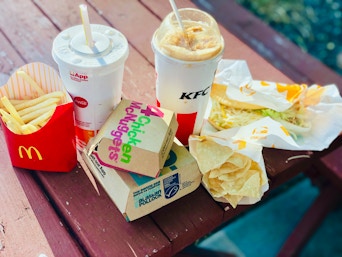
[[82, 139, 202, 221], [0, 62, 77, 172], [85, 99, 178, 177]]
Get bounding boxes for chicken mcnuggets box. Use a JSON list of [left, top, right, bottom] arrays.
[[85, 99, 178, 177], [82, 139, 201, 221]]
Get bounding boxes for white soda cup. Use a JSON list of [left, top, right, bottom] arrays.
[[52, 24, 129, 149], [152, 8, 224, 145]]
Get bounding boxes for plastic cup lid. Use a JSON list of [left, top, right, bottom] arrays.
[[52, 24, 129, 70]]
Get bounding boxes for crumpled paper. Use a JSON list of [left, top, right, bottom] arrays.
[[202, 59, 342, 151], [189, 135, 269, 207]]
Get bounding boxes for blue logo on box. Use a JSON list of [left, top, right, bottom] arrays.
[[163, 174, 180, 199], [130, 149, 180, 198]]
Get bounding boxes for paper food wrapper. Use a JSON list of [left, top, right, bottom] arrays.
[[203, 59, 342, 151], [0, 62, 77, 172], [189, 135, 269, 207]]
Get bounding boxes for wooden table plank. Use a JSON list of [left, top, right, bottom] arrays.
[[315, 145, 342, 189], [0, 0, 59, 67], [36, 166, 172, 257], [12, 166, 85, 257], [150, 187, 224, 254], [0, 129, 54, 257], [0, 28, 84, 257], [0, 33, 23, 85]]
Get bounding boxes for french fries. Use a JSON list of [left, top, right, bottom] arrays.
[[0, 71, 65, 135], [16, 70, 45, 96]]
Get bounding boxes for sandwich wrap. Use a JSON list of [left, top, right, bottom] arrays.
[[202, 60, 342, 151], [208, 83, 311, 135]]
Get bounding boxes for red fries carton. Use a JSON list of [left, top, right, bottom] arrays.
[[0, 62, 77, 172]]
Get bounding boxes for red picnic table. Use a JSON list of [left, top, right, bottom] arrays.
[[0, 0, 341, 256]]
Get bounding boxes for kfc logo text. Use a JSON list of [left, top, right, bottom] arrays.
[[179, 85, 210, 100]]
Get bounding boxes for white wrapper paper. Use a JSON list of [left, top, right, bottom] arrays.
[[189, 135, 269, 206], [203, 60, 342, 151]]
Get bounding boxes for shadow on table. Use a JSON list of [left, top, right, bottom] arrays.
[[194, 174, 342, 257]]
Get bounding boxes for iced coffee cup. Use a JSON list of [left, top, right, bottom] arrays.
[[52, 24, 129, 149], [152, 8, 224, 146]]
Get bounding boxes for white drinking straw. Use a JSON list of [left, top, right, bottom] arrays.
[[169, 0, 189, 46], [79, 4, 94, 48], [169, 0, 185, 31]]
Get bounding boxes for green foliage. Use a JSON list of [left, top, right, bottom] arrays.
[[236, 0, 342, 75]]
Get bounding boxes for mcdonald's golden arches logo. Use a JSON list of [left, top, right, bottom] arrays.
[[18, 146, 43, 160]]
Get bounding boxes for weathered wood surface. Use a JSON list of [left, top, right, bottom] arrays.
[[0, 0, 341, 256], [0, 132, 54, 257], [315, 145, 342, 189]]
